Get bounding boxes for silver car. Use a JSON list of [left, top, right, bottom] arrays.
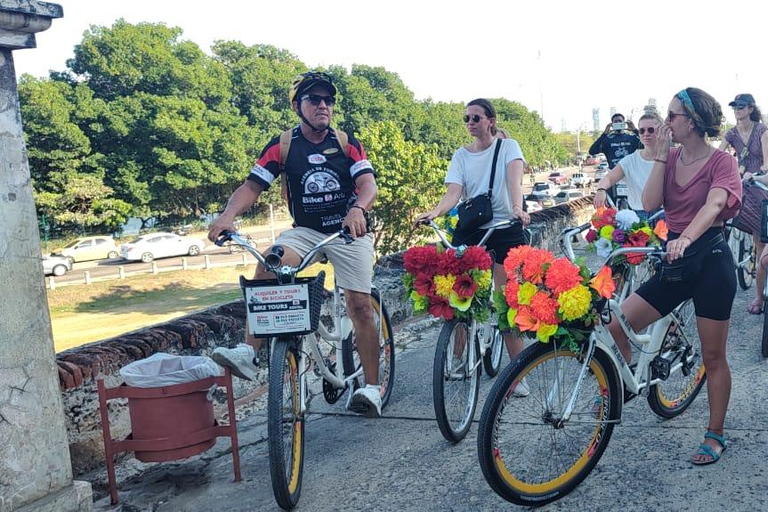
[[42, 254, 73, 276]]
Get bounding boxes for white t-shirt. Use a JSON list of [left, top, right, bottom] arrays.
[[445, 139, 526, 229], [617, 151, 654, 210]]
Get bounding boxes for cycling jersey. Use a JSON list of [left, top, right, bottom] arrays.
[[589, 130, 642, 169], [248, 126, 375, 233]]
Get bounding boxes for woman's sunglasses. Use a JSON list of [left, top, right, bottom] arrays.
[[301, 94, 336, 106], [638, 127, 655, 135], [463, 114, 486, 123]]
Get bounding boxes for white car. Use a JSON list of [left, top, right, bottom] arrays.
[[554, 189, 584, 204], [571, 173, 593, 188], [42, 254, 73, 276], [120, 232, 206, 263]]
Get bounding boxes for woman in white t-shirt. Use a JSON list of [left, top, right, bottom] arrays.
[[594, 111, 664, 221], [416, 98, 531, 393]]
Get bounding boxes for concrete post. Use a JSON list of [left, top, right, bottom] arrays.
[[84, 270, 91, 285], [0, 2, 92, 511]]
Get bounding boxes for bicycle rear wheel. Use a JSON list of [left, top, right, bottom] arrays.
[[268, 337, 305, 510], [738, 234, 755, 290], [482, 326, 504, 377], [433, 319, 481, 443], [477, 341, 621, 506], [647, 300, 707, 418], [341, 289, 396, 409]]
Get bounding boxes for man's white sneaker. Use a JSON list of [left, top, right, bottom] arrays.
[[512, 377, 530, 398], [350, 385, 382, 418], [212, 343, 259, 381]]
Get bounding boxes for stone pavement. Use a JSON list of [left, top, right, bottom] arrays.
[[89, 286, 768, 511]]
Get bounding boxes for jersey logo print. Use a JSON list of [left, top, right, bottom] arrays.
[[304, 171, 340, 193], [350, 159, 373, 177], [250, 163, 274, 184], [323, 147, 340, 155], [308, 154, 327, 164]]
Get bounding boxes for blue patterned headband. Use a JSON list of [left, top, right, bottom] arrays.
[[676, 89, 704, 127]]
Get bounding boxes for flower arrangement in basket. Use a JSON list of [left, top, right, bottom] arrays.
[[403, 243, 493, 322], [494, 245, 616, 351], [585, 208, 668, 264]]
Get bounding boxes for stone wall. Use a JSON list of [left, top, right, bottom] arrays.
[[56, 198, 594, 475]]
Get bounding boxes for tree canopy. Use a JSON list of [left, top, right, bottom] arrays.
[[20, 20, 569, 252]]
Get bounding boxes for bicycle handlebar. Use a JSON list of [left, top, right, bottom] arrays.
[[419, 218, 522, 250]]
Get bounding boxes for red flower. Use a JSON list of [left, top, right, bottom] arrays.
[[505, 281, 520, 308], [428, 296, 454, 320], [529, 291, 559, 325], [544, 258, 583, 296], [404, 245, 439, 276], [458, 246, 493, 273], [591, 207, 616, 230], [504, 245, 534, 277], [628, 231, 650, 246], [521, 248, 555, 285], [585, 229, 598, 243], [413, 276, 435, 297], [453, 274, 478, 298], [439, 248, 463, 275]]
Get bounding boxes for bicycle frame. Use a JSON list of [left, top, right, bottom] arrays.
[[217, 230, 380, 412]]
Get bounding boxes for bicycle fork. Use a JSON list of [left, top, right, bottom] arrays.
[[545, 339, 596, 423]]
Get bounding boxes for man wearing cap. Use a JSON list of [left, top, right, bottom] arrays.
[[207, 71, 384, 417], [588, 112, 642, 205], [720, 93, 768, 315]]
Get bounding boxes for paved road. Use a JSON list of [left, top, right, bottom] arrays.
[[94, 285, 768, 511]]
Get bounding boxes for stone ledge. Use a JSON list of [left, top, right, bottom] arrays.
[[14, 480, 92, 512]]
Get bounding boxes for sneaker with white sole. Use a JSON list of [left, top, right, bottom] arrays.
[[349, 385, 382, 418], [212, 343, 260, 381], [512, 377, 530, 398]]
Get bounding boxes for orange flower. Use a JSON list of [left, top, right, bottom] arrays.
[[544, 257, 584, 296], [515, 306, 540, 332], [653, 219, 668, 241], [521, 248, 555, 285], [589, 266, 616, 299], [529, 291, 559, 325], [505, 281, 520, 308], [504, 245, 534, 277]]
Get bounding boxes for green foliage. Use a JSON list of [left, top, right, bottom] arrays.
[[20, 19, 569, 247]]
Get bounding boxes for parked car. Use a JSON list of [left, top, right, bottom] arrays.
[[42, 254, 73, 276], [525, 199, 543, 212], [594, 162, 611, 182], [531, 181, 559, 196], [584, 157, 600, 166], [120, 232, 206, 263], [571, 173, 593, 188], [526, 193, 555, 208], [53, 236, 119, 263], [554, 189, 584, 204], [547, 171, 569, 185]]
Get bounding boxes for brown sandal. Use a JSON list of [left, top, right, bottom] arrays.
[[747, 298, 764, 315]]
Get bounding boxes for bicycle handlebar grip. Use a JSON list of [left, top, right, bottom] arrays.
[[214, 230, 234, 247], [264, 245, 284, 268], [578, 222, 591, 232]]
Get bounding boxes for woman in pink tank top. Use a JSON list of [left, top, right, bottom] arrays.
[[606, 88, 742, 466]]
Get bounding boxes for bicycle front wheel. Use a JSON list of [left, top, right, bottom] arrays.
[[433, 319, 480, 443], [738, 234, 755, 290], [647, 300, 707, 418], [268, 337, 305, 510], [341, 289, 396, 409], [482, 326, 504, 378], [477, 341, 621, 506]]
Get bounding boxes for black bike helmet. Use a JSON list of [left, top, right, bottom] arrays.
[[289, 71, 337, 104]]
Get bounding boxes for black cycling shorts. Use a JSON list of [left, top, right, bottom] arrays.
[[636, 229, 736, 321], [453, 225, 528, 264]]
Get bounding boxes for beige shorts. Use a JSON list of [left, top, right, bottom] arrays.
[[275, 227, 374, 293]]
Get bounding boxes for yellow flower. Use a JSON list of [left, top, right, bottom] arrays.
[[471, 269, 492, 291], [449, 291, 472, 311], [434, 274, 456, 298], [638, 226, 653, 237], [518, 282, 537, 305], [410, 290, 428, 313], [506, 307, 518, 327], [599, 225, 615, 240], [536, 323, 558, 343], [557, 284, 592, 321]]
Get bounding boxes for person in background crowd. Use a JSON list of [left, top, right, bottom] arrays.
[[719, 93, 768, 315], [589, 112, 643, 204]]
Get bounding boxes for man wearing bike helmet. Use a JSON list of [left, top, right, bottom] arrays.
[[208, 71, 383, 417]]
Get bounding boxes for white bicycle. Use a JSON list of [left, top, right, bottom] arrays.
[[216, 229, 395, 510], [477, 239, 705, 506]]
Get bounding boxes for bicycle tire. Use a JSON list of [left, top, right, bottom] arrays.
[[647, 300, 707, 418], [477, 341, 621, 506], [433, 319, 481, 443], [482, 326, 504, 378], [762, 304, 768, 358], [268, 337, 305, 510], [341, 289, 396, 409], [738, 235, 755, 290]]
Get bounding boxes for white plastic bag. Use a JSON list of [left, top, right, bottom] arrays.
[[119, 352, 222, 388]]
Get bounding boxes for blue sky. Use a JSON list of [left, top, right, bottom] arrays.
[[13, 0, 767, 131]]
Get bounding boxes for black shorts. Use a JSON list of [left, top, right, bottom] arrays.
[[636, 228, 736, 321], [453, 225, 528, 264]]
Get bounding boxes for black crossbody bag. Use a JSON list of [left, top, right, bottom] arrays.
[[454, 139, 502, 238], [658, 231, 724, 283]]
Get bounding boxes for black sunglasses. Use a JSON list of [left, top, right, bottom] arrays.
[[301, 94, 335, 106], [733, 105, 748, 111], [463, 114, 486, 123], [638, 127, 655, 134], [666, 111, 690, 121]]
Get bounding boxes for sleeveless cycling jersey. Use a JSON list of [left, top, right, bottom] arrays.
[[248, 126, 375, 233]]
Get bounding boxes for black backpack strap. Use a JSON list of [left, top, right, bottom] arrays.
[[487, 139, 502, 198]]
